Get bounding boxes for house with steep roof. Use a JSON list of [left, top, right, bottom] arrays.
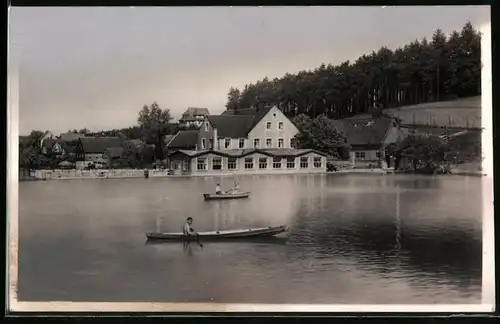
[[167, 105, 327, 175], [40, 139, 71, 157], [331, 114, 404, 168], [74, 137, 123, 169], [178, 107, 210, 128]]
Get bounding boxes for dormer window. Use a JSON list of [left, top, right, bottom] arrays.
[[266, 122, 272, 130], [204, 122, 209, 132], [224, 138, 231, 149], [278, 122, 284, 130]]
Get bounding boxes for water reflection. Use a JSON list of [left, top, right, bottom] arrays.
[[18, 174, 482, 303]]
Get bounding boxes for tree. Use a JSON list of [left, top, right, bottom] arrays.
[[398, 134, 454, 171], [137, 102, 173, 161], [225, 87, 241, 112], [224, 22, 481, 120], [291, 114, 350, 159]]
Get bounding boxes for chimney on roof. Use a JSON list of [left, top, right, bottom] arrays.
[[213, 128, 219, 150]]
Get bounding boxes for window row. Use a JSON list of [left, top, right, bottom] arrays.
[[354, 151, 382, 159], [265, 121, 284, 131], [196, 156, 323, 170], [200, 138, 291, 150]]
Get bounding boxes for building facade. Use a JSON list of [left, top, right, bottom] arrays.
[[331, 114, 405, 168], [167, 105, 327, 175], [168, 149, 326, 176]]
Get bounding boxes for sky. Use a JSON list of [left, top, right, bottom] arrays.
[[9, 6, 490, 135]]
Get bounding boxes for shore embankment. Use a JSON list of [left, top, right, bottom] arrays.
[[20, 169, 170, 181]]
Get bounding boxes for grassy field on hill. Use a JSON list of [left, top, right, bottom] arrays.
[[384, 96, 482, 128]]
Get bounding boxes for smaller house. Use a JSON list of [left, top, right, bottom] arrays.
[[75, 137, 123, 168], [331, 114, 405, 168], [40, 139, 69, 157], [179, 107, 210, 128]]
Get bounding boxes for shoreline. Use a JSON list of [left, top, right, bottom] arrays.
[[19, 167, 485, 182]]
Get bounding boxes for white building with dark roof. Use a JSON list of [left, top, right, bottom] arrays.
[[167, 105, 327, 176]]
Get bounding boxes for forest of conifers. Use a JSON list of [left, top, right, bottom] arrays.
[[225, 22, 481, 119]]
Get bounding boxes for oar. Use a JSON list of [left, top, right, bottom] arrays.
[[196, 233, 204, 249]]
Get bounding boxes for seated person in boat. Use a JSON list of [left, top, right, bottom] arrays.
[[183, 217, 196, 235], [215, 183, 222, 195], [232, 181, 240, 193], [225, 181, 240, 195]]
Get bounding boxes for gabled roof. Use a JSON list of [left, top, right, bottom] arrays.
[[79, 137, 123, 154], [126, 139, 145, 149], [59, 132, 86, 142], [207, 115, 255, 138], [331, 115, 395, 147], [166, 130, 198, 149], [208, 105, 275, 139], [104, 147, 125, 159]]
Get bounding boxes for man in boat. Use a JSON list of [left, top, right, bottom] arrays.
[[215, 183, 222, 195], [233, 181, 240, 193], [183, 217, 195, 235]]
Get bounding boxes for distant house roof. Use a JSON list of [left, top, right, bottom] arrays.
[[166, 130, 198, 149], [331, 115, 395, 148], [179, 107, 210, 122], [168, 148, 327, 159], [104, 147, 125, 159], [59, 132, 86, 142], [208, 105, 274, 139], [126, 139, 145, 149], [79, 137, 123, 154], [221, 107, 259, 116]]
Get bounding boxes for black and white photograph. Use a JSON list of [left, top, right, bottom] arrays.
[[7, 5, 494, 312]]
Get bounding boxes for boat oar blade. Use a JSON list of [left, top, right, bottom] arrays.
[[196, 234, 203, 248]]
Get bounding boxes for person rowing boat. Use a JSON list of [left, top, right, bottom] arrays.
[[182, 217, 203, 248], [183, 217, 196, 235], [215, 183, 222, 195]]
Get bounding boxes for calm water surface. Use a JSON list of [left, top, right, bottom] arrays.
[[18, 174, 482, 304]]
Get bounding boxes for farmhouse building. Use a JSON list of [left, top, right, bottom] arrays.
[[331, 114, 405, 168], [74, 137, 123, 168]]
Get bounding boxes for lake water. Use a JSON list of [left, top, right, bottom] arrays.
[[17, 174, 483, 304]]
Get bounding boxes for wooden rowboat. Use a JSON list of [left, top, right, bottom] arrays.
[[203, 191, 250, 200], [145, 225, 287, 241]]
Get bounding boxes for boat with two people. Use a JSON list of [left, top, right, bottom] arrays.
[[203, 181, 250, 200]]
